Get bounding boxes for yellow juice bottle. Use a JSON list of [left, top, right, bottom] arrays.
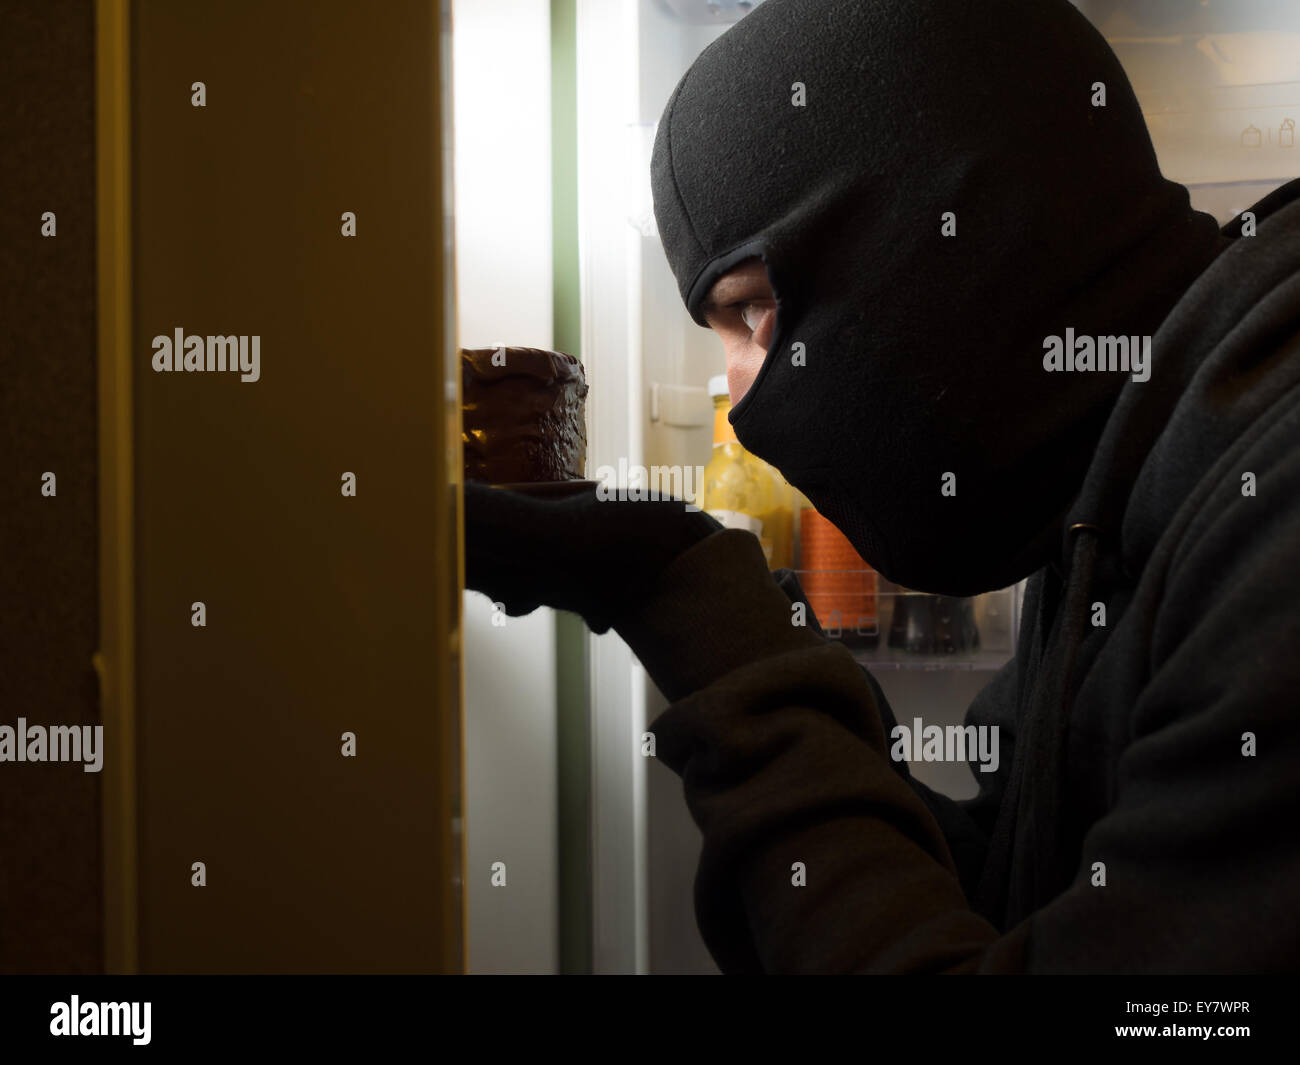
[[700, 375, 793, 569]]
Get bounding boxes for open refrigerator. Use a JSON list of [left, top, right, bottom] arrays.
[[568, 0, 1300, 972]]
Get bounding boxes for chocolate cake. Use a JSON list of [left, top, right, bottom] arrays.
[[461, 346, 588, 483]]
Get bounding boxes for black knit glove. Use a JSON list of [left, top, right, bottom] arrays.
[[463, 481, 724, 633]]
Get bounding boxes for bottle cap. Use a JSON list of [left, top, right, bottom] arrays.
[[707, 374, 729, 398]]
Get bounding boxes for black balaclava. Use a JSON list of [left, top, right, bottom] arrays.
[[651, 0, 1231, 596]]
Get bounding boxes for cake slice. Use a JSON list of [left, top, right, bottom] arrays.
[[461, 346, 588, 483]]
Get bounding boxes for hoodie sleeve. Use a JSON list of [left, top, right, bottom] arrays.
[[770, 565, 1020, 905], [621, 528, 1026, 972], [646, 638, 1024, 973], [630, 490, 1300, 972]]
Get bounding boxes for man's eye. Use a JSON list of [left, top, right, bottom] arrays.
[[732, 302, 767, 332]]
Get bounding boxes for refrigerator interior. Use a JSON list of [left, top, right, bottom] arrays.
[[573, 0, 1300, 972]]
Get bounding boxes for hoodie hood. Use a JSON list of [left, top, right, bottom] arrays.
[[650, 0, 1232, 596]]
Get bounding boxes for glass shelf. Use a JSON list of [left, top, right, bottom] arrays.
[[790, 577, 1023, 672], [845, 644, 1013, 673]]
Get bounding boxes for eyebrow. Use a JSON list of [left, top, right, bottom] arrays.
[[699, 277, 748, 318]]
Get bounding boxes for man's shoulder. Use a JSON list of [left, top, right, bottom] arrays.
[[1141, 375, 1300, 675], [1124, 319, 1300, 577]]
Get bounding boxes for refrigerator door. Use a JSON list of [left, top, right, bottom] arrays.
[[98, 0, 463, 974]]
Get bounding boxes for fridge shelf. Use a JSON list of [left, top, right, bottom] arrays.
[[843, 644, 1013, 673], [788, 579, 1023, 670]]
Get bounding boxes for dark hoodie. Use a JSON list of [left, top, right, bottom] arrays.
[[620, 0, 1300, 972]]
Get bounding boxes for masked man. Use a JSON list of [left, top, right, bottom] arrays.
[[465, 0, 1300, 973]]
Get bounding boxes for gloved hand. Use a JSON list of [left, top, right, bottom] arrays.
[[463, 481, 724, 633]]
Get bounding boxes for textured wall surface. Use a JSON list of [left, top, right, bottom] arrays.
[[0, 0, 103, 975]]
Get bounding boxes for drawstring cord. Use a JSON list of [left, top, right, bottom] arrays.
[[973, 520, 1102, 927], [1030, 523, 1101, 902]]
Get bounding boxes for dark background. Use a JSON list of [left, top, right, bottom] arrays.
[[0, 0, 102, 974]]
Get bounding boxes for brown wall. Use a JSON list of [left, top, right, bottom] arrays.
[[0, 0, 463, 973], [0, 0, 103, 975]]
